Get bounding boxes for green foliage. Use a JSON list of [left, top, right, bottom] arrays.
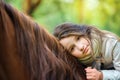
[[7, 0, 120, 36]]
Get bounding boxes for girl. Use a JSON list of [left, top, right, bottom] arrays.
[[53, 22, 120, 80]]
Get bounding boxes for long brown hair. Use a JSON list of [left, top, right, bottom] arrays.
[[0, 1, 86, 80], [53, 22, 103, 65]]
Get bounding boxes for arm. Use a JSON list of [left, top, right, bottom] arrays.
[[85, 41, 120, 80], [101, 70, 120, 80], [101, 41, 120, 80]]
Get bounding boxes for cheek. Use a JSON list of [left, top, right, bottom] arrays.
[[71, 50, 83, 58], [86, 46, 92, 55]]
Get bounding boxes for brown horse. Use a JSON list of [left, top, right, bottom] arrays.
[[0, 1, 86, 80]]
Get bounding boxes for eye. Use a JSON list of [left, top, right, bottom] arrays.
[[69, 45, 75, 52], [76, 36, 80, 40]]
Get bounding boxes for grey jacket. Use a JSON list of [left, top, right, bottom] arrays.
[[101, 36, 120, 80]]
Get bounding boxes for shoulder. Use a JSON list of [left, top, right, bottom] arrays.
[[102, 37, 118, 47], [102, 37, 118, 55], [113, 40, 120, 53], [100, 30, 120, 46], [102, 30, 120, 39]]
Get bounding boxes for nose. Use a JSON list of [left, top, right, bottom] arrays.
[[75, 43, 84, 52]]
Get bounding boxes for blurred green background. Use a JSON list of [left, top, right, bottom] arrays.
[[6, 0, 120, 36]]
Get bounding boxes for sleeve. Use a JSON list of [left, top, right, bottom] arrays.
[[101, 70, 120, 80], [101, 41, 120, 80]]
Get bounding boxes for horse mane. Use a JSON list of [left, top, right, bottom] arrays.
[[0, 1, 86, 80]]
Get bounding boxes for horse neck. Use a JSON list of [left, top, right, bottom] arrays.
[[0, 2, 30, 80]]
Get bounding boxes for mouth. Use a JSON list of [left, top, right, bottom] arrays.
[[83, 46, 89, 54]]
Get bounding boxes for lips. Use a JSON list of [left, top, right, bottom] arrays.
[[83, 46, 88, 54]]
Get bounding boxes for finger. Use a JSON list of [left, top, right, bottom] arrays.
[[85, 67, 92, 71], [86, 74, 96, 80], [86, 72, 96, 76], [86, 66, 92, 69], [85, 68, 98, 72], [86, 75, 95, 80], [85, 68, 94, 73]]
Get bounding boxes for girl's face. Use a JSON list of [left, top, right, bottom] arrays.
[[60, 36, 92, 58]]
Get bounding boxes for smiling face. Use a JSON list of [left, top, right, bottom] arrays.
[[60, 35, 92, 59]]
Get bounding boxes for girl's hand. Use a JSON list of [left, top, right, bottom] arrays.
[[85, 67, 103, 80]]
